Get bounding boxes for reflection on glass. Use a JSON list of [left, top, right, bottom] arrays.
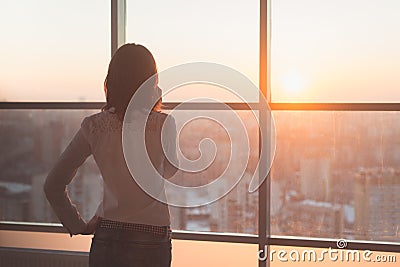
[[271, 111, 400, 243]]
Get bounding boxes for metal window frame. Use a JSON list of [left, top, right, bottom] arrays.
[[111, 0, 126, 56], [0, 221, 398, 253], [0, 1, 399, 266]]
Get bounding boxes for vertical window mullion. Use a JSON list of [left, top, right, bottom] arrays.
[[111, 0, 126, 56], [259, 0, 270, 266]]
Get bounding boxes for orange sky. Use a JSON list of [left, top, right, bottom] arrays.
[[1, 0, 399, 102]]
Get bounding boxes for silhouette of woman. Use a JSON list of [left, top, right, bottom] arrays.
[[44, 43, 178, 267]]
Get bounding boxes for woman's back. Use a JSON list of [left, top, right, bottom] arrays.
[[81, 108, 171, 225]]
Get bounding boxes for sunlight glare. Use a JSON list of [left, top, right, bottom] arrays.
[[282, 71, 306, 95]]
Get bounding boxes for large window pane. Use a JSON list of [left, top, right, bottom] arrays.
[[0, 110, 102, 223], [271, 111, 400, 243], [167, 110, 259, 234], [0, 0, 110, 101], [271, 0, 400, 102], [126, 0, 259, 103], [0, 109, 259, 234]]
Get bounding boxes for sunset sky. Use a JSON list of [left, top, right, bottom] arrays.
[[0, 0, 399, 102]]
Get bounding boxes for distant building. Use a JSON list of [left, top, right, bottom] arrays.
[[31, 173, 57, 222], [300, 156, 331, 202], [31, 159, 103, 223], [354, 168, 400, 241], [66, 163, 103, 222], [0, 182, 31, 221]]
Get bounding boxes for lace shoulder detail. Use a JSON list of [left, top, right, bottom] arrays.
[[81, 110, 122, 139], [81, 110, 170, 140]]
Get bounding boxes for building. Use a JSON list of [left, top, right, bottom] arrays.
[[354, 168, 400, 241]]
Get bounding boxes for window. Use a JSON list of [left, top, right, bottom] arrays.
[[168, 110, 259, 233], [126, 0, 260, 103], [271, 111, 400, 243], [271, 0, 400, 102], [0, 110, 259, 234], [0, 1, 399, 267], [0, 0, 110, 101], [0, 110, 102, 223]]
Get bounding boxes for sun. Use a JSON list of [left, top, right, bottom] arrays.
[[282, 71, 306, 95]]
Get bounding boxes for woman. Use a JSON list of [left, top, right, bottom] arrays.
[[44, 43, 178, 267]]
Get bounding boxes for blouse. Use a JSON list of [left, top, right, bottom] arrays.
[[44, 108, 178, 235]]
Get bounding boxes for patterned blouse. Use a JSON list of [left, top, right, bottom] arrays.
[[44, 108, 178, 235]]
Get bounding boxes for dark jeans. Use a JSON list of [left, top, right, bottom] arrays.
[[89, 227, 172, 267]]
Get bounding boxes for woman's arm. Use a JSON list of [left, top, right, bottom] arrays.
[[163, 116, 179, 179], [43, 127, 91, 236]]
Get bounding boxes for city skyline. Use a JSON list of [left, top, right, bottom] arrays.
[[1, 109, 399, 242]]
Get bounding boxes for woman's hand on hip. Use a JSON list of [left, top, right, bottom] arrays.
[[82, 216, 101, 235]]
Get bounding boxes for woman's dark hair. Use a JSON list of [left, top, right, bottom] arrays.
[[102, 43, 161, 120]]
